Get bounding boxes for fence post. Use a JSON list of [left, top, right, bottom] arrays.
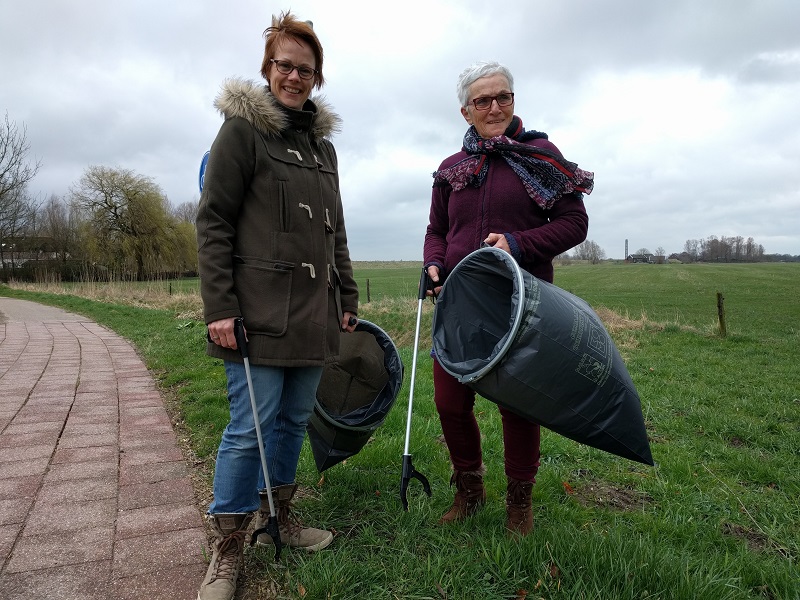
[[716, 292, 726, 337], [366, 278, 371, 303]]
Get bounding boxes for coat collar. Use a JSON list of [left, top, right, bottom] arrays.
[[214, 77, 342, 140]]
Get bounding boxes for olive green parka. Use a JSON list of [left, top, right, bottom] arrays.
[[197, 77, 358, 367]]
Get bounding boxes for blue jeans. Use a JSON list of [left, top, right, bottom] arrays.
[[208, 362, 323, 514]]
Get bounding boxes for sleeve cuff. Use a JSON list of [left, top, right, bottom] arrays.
[[504, 233, 521, 261]]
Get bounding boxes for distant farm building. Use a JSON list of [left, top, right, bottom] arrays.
[[625, 254, 666, 264]]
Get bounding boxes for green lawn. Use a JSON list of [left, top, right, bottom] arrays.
[[2, 261, 798, 599]]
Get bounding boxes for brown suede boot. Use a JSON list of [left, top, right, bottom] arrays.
[[438, 468, 486, 524], [505, 478, 534, 535], [254, 484, 333, 551], [197, 513, 252, 600]]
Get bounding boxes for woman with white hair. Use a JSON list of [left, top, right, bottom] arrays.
[[423, 61, 592, 535]]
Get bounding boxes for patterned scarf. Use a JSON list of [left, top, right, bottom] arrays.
[[433, 117, 594, 209]]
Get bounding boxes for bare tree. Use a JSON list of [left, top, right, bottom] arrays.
[[0, 113, 41, 277], [40, 194, 80, 263], [0, 112, 40, 206], [745, 237, 756, 261], [683, 239, 700, 263], [572, 239, 607, 264], [172, 200, 199, 224], [0, 188, 37, 275]]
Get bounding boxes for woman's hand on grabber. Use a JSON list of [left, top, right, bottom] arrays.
[[426, 265, 444, 298], [341, 312, 357, 332], [208, 317, 238, 350]]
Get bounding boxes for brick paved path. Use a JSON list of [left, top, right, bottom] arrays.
[[0, 297, 207, 599]]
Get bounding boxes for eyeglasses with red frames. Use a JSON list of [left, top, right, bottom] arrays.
[[469, 93, 514, 111], [269, 59, 318, 80]]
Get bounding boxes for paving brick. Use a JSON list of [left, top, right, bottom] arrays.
[[61, 421, 118, 437], [0, 431, 61, 448], [52, 445, 117, 465], [2, 421, 64, 435], [119, 445, 184, 468], [119, 432, 183, 450], [0, 457, 50, 479], [35, 478, 117, 504], [45, 460, 118, 482], [10, 408, 70, 425], [112, 563, 206, 600], [57, 431, 118, 449], [0, 444, 55, 464], [0, 497, 34, 525], [6, 526, 114, 572], [116, 503, 204, 539], [118, 478, 197, 511], [0, 561, 112, 599], [26, 497, 117, 533], [0, 474, 42, 500], [112, 527, 207, 579], [119, 461, 188, 486]]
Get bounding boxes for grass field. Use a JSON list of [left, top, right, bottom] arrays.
[[2, 261, 798, 599]]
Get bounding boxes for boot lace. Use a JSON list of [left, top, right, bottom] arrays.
[[211, 530, 247, 580], [277, 504, 304, 537]]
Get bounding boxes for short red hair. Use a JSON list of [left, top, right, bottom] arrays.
[[260, 11, 324, 89]]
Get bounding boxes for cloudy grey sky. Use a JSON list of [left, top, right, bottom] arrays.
[[2, 0, 799, 259]]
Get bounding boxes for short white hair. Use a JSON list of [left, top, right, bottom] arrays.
[[456, 61, 514, 107]]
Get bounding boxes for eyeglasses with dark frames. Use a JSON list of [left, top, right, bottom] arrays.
[[470, 93, 514, 111], [269, 59, 318, 80]]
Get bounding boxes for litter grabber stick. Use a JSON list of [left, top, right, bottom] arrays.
[[231, 318, 283, 560], [400, 268, 433, 510]]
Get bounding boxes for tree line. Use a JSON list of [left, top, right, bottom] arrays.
[[3, 111, 797, 282], [677, 236, 769, 263], [563, 236, 796, 264], [1, 112, 198, 282]]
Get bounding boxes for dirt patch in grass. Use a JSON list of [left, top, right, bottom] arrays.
[[721, 522, 771, 552], [721, 522, 796, 561], [567, 474, 653, 511]]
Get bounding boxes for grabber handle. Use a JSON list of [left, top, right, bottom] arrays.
[[233, 318, 248, 358], [400, 453, 432, 511], [417, 267, 434, 301]]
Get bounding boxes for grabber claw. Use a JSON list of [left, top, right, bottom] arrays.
[[400, 453, 432, 511], [250, 509, 282, 560]]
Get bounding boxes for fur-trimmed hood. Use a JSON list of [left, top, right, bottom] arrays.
[[213, 77, 342, 140]]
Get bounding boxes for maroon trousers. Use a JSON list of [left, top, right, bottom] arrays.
[[433, 359, 541, 482]]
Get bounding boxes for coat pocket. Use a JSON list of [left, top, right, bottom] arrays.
[[233, 256, 294, 336]]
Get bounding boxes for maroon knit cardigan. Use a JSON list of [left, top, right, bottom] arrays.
[[424, 130, 589, 284]]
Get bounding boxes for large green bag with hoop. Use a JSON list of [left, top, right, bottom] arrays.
[[432, 247, 653, 465]]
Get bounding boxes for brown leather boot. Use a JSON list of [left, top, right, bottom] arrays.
[[197, 513, 252, 600], [438, 468, 486, 524], [505, 478, 534, 535], [254, 484, 333, 551]]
